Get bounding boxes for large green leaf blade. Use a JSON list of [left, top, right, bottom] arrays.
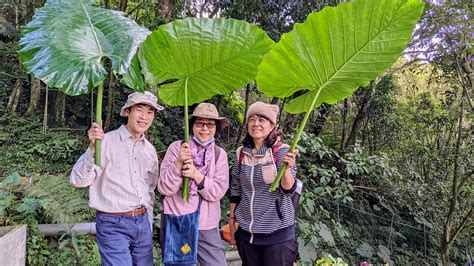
[[139, 18, 274, 106], [18, 0, 150, 95], [121, 53, 146, 92], [256, 0, 424, 114]]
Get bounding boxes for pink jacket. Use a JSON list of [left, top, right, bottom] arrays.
[[158, 140, 229, 230]]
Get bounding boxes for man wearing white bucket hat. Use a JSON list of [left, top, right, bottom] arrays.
[[70, 91, 164, 266]]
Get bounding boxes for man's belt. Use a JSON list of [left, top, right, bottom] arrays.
[[100, 206, 146, 216]]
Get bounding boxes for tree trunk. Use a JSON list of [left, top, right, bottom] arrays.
[[119, 0, 128, 12], [26, 76, 41, 115], [440, 247, 450, 266], [158, 0, 177, 22], [7, 78, 22, 112], [206, 0, 220, 18], [270, 97, 279, 105], [343, 84, 375, 150], [53, 92, 66, 126], [6, 0, 23, 113], [42, 85, 49, 133], [440, 92, 464, 266], [25, 0, 36, 22], [235, 83, 251, 147], [309, 104, 331, 137], [14, 0, 19, 32], [278, 98, 287, 123], [340, 99, 348, 149]]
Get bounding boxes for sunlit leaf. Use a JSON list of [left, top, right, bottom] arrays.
[[19, 0, 150, 95], [139, 17, 274, 106]]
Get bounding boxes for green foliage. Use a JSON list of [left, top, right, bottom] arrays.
[[18, 0, 150, 95], [1, 172, 41, 225], [0, 42, 20, 106], [256, 0, 424, 190], [1, 173, 93, 224], [50, 233, 101, 265], [139, 17, 274, 106], [25, 215, 51, 265], [0, 112, 86, 176], [140, 17, 274, 200], [0, 171, 21, 187], [25, 174, 94, 224], [257, 0, 424, 114], [293, 131, 439, 265], [316, 255, 348, 266], [1, 1, 471, 264], [0, 172, 98, 264]]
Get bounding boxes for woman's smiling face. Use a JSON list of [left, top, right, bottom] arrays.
[[247, 114, 274, 142], [192, 118, 217, 143]]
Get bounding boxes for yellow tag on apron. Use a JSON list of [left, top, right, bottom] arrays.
[[181, 243, 191, 254]]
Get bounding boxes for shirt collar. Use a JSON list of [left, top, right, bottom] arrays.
[[118, 125, 145, 142], [242, 144, 269, 157]]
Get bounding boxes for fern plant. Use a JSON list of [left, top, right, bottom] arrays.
[[25, 174, 94, 224]]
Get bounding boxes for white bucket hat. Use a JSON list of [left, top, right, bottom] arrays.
[[120, 91, 164, 117]]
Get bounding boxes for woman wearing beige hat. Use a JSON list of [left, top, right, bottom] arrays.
[[158, 102, 229, 266], [229, 101, 299, 266]]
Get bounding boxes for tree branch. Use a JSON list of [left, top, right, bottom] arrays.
[[461, 60, 473, 111], [208, 2, 220, 18], [402, 49, 438, 55], [126, 0, 148, 16], [315, 185, 376, 199], [457, 169, 473, 192], [388, 58, 430, 75], [446, 207, 473, 247]]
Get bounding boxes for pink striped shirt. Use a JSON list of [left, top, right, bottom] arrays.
[[70, 125, 159, 223], [158, 140, 229, 230]]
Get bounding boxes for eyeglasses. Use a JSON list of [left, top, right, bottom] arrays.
[[194, 121, 216, 129]]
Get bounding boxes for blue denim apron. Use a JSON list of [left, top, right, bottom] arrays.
[[162, 198, 202, 265]]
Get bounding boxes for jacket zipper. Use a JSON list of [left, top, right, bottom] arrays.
[[249, 163, 255, 244]]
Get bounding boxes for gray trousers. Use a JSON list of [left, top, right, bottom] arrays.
[[197, 228, 227, 266]]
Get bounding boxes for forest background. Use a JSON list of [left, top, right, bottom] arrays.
[[0, 0, 472, 265]]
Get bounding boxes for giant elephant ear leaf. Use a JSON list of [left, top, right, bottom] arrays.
[[256, 0, 424, 191], [18, 0, 150, 166], [139, 17, 274, 106], [257, 0, 424, 113], [122, 53, 146, 92], [139, 17, 274, 201], [18, 0, 150, 95]]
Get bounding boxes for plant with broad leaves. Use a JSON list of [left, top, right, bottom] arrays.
[[138, 17, 274, 201], [18, 0, 150, 166], [256, 0, 424, 191]]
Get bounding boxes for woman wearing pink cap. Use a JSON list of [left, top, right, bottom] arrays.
[[229, 101, 299, 266]]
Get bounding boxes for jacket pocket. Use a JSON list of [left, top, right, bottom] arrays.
[[275, 199, 283, 220], [262, 164, 276, 184]]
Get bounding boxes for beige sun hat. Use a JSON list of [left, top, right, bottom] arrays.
[[120, 91, 164, 117], [189, 102, 230, 128]]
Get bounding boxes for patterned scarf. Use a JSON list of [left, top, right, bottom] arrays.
[[187, 136, 215, 195]]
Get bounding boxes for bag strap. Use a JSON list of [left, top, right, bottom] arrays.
[[272, 139, 283, 165], [214, 144, 220, 165], [236, 146, 244, 174]]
